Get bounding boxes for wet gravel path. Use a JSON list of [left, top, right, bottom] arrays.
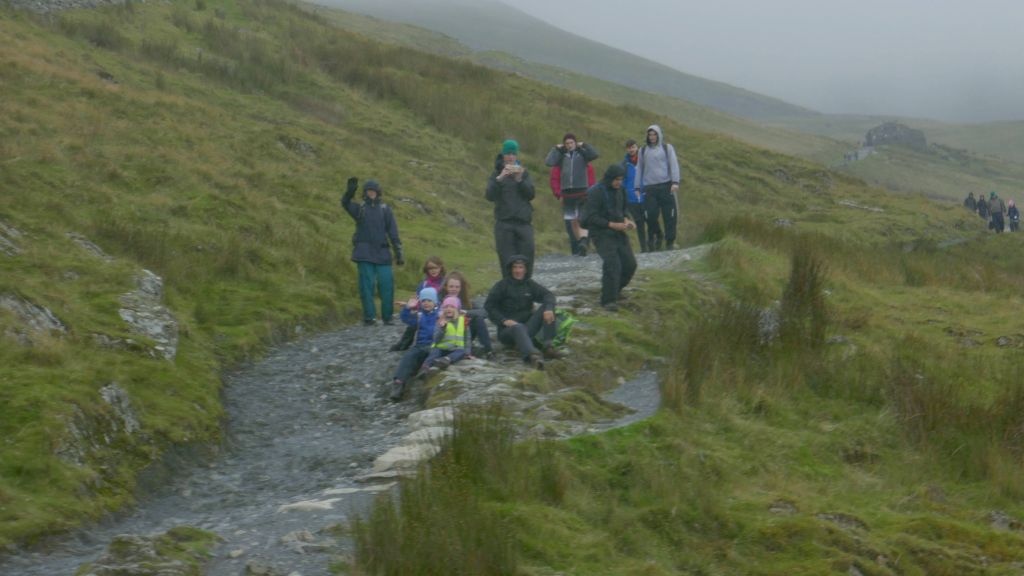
[[1, 247, 706, 575]]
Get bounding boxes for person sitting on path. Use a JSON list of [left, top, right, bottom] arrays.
[[487, 139, 536, 277], [388, 287, 440, 402], [1008, 199, 1020, 232], [422, 296, 472, 374], [545, 133, 599, 256], [340, 177, 404, 326], [484, 255, 561, 370], [443, 270, 496, 360], [390, 256, 447, 352], [621, 139, 647, 252], [635, 124, 681, 251], [581, 163, 638, 311]]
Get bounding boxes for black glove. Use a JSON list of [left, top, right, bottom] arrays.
[[393, 245, 405, 266], [346, 177, 359, 195]]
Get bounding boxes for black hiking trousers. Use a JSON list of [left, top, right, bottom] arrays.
[[496, 309, 555, 359], [494, 220, 535, 277], [593, 231, 637, 306], [627, 203, 647, 252], [643, 182, 677, 249]]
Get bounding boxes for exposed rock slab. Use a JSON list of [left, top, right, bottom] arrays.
[[118, 270, 179, 360]]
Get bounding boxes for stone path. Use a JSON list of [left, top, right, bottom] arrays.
[[1, 246, 707, 576]]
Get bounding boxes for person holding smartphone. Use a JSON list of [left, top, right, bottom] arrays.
[[486, 139, 536, 277]]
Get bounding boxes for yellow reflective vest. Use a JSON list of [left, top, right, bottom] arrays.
[[434, 316, 468, 350]]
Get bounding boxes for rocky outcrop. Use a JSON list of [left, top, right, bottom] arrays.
[[118, 270, 179, 360], [0, 220, 23, 256], [67, 232, 115, 262], [0, 293, 68, 345], [864, 122, 927, 152], [54, 383, 141, 466]]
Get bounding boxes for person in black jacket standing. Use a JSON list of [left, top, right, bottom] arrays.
[[341, 177, 404, 325], [487, 140, 536, 277], [581, 164, 637, 311], [484, 255, 560, 369]]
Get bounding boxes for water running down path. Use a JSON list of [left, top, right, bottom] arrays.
[[1, 247, 707, 575]]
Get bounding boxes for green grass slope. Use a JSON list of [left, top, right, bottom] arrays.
[[316, 0, 818, 122], [311, 2, 1024, 208], [2, 1, 1022, 571]]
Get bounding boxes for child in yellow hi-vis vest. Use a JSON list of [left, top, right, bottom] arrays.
[[424, 296, 471, 373]]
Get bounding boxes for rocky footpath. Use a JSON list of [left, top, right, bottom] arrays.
[[2, 246, 705, 576]]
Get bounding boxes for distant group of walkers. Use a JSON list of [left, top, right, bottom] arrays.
[[340, 124, 682, 400], [963, 191, 1019, 233]]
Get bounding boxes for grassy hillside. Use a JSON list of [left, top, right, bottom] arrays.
[[316, 0, 818, 122], [2, 1, 1024, 572], [310, 2, 1024, 209]]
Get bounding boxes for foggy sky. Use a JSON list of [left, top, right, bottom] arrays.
[[507, 0, 1024, 123]]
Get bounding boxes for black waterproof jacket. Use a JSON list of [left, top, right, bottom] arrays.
[[484, 256, 556, 325], [581, 164, 629, 236], [486, 154, 536, 224]]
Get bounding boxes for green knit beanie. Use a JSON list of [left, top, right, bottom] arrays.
[[501, 139, 519, 155]]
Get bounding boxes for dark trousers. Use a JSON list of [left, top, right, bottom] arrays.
[[991, 213, 1005, 233], [392, 344, 430, 383], [357, 262, 394, 322], [627, 203, 647, 252], [496, 309, 555, 359], [643, 182, 677, 249], [424, 347, 467, 367], [593, 232, 637, 306], [494, 220, 535, 277], [469, 313, 493, 351]]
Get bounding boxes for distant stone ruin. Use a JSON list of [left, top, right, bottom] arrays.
[[864, 122, 927, 152]]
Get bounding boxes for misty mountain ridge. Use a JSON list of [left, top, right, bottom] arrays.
[[317, 0, 820, 122]]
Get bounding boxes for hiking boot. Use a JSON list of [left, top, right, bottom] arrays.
[[527, 352, 545, 370], [388, 379, 405, 402], [578, 236, 590, 257], [434, 356, 451, 370], [543, 346, 566, 360], [388, 343, 403, 352], [484, 350, 497, 361], [382, 317, 395, 326], [602, 302, 619, 312], [364, 318, 377, 326], [665, 241, 674, 251]]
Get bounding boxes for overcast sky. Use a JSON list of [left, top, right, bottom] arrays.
[[507, 0, 1024, 123]]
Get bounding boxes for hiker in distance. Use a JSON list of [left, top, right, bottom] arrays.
[[635, 124, 681, 251], [341, 177, 403, 326], [963, 192, 977, 212], [484, 255, 563, 370], [581, 164, 637, 311], [487, 139, 536, 277], [1008, 199, 1020, 232], [545, 133, 599, 256], [988, 191, 1006, 233]]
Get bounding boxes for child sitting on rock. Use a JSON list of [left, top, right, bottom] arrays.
[[442, 270, 496, 360], [423, 296, 472, 374], [390, 256, 447, 352], [388, 287, 440, 402]]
